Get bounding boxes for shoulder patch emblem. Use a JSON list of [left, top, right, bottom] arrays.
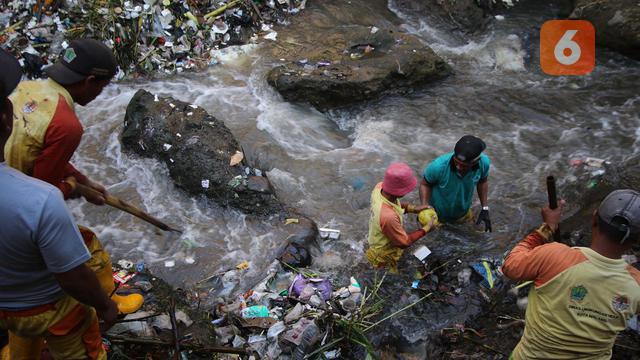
[[63, 48, 77, 63], [22, 100, 37, 114], [570, 285, 588, 302], [611, 295, 629, 312]]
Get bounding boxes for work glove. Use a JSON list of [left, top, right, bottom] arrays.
[[476, 209, 492, 232]]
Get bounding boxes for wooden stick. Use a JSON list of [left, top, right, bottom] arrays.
[[169, 297, 180, 357], [75, 183, 182, 233], [244, 0, 264, 20]]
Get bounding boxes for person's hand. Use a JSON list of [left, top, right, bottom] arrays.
[[82, 179, 107, 206], [64, 176, 81, 199], [541, 200, 565, 232], [97, 299, 118, 331], [476, 209, 492, 232], [413, 204, 433, 213]]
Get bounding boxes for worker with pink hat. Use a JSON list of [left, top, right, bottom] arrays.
[[366, 163, 438, 272]]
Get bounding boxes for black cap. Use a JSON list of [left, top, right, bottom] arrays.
[[454, 135, 486, 163], [44, 39, 117, 85], [0, 49, 22, 99], [598, 189, 640, 244]]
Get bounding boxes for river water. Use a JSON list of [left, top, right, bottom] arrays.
[[69, 0, 639, 297]]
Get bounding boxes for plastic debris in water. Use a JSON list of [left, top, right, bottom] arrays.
[[227, 175, 247, 189], [236, 261, 250, 270], [318, 228, 340, 240], [229, 150, 244, 166], [263, 31, 278, 41], [201, 179, 210, 189], [413, 245, 432, 262], [585, 157, 606, 168], [241, 305, 269, 318], [185, 256, 195, 264], [117, 259, 134, 269], [113, 270, 136, 284], [285, 218, 299, 225], [164, 260, 175, 268], [163, 143, 172, 151]]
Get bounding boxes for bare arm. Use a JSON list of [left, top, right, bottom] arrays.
[[419, 178, 432, 206], [477, 179, 488, 207], [54, 264, 118, 330]]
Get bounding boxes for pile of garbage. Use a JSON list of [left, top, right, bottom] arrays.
[[0, 0, 307, 79], [104, 255, 373, 359], [208, 259, 369, 359]]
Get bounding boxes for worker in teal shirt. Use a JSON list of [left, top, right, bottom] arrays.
[[419, 135, 492, 231]]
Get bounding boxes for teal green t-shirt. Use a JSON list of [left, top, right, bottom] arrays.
[[423, 152, 490, 222]]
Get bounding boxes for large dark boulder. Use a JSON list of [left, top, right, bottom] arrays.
[[267, 25, 451, 111], [393, 0, 491, 33], [570, 0, 640, 59], [264, 0, 451, 111], [122, 89, 284, 216], [561, 155, 640, 245]]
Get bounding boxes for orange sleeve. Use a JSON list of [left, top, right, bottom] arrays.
[[379, 204, 425, 248], [502, 224, 587, 286], [627, 266, 640, 314], [32, 95, 84, 199]]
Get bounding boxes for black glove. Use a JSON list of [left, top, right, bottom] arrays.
[[476, 209, 492, 232]]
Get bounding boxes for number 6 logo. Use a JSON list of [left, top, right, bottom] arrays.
[[540, 20, 595, 75]]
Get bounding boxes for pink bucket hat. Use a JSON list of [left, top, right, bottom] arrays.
[[382, 162, 417, 197]]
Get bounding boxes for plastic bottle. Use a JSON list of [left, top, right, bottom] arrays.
[[292, 321, 320, 360]]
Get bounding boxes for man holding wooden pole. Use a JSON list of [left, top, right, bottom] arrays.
[[3, 39, 143, 315], [503, 191, 640, 359], [0, 48, 117, 360]]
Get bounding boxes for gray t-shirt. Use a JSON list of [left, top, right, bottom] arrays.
[[0, 162, 90, 310]]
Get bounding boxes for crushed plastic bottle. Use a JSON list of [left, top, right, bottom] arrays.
[[292, 321, 320, 360]]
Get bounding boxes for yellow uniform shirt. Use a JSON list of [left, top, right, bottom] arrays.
[[503, 225, 640, 359]]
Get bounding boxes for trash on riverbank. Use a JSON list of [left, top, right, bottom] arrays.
[[0, 0, 307, 80]]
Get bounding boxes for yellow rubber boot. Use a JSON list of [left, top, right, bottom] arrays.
[[95, 263, 144, 315]]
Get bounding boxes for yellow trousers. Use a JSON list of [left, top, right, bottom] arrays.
[[2, 226, 111, 360], [0, 296, 105, 360]]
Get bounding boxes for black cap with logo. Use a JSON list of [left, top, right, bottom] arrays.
[[454, 135, 486, 163], [0, 49, 22, 99], [598, 189, 640, 244], [45, 39, 117, 85]]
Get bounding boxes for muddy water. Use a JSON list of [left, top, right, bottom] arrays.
[[70, 0, 639, 304]]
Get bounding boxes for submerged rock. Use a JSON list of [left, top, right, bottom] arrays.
[[122, 89, 283, 216], [570, 0, 640, 60], [267, 25, 451, 111], [393, 0, 491, 32], [265, 0, 451, 111], [561, 154, 640, 245]]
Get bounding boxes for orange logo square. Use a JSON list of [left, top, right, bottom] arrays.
[[540, 20, 595, 75]]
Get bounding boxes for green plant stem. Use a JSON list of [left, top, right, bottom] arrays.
[[204, 0, 242, 19]]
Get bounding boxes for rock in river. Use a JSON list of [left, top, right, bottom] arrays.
[[264, 0, 452, 111], [570, 0, 640, 60], [121, 89, 284, 216]]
